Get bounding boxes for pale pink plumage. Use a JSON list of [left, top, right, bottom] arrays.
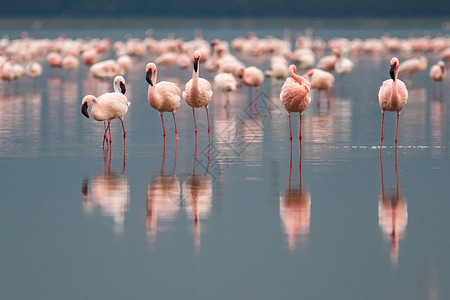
[[146, 62, 182, 138], [183, 50, 213, 135], [378, 57, 408, 147], [280, 65, 311, 140]]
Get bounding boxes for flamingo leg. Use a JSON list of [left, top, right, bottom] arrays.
[[432, 82, 436, 100], [380, 111, 385, 151], [192, 108, 197, 134], [206, 105, 211, 144], [299, 113, 302, 140], [172, 112, 178, 136], [120, 118, 126, 153], [288, 113, 293, 141], [395, 112, 400, 144], [103, 122, 109, 148], [107, 120, 112, 145], [439, 81, 444, 99], [160, 113, 166, 137]]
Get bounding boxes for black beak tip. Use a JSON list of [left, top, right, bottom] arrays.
[[146, 69, 153, 86], [120, 82, 126, 94], [193, 57, 199, 72], [81, 103, 89, 118]]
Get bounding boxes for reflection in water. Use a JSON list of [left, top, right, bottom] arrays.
[[280, 142, 310, 250], [182, 146, 212, 253], [146, 145, 181, 244], [430, 99, 446, 157], [378, 150, 408, 266], [82, 149, 129, 234]]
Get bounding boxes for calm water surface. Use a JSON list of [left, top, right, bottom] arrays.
[[0, 19, 449, 299]]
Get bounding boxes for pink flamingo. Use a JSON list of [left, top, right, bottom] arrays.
[[145, 62, 182, 139], [183, 50, 213, 136], [306, 68, 334, 108], [81, 75, 130, 150], [280, 65, 311, 140], [429, 60, 447, 99], [378, 57, 408, 149], [235, 66, 264, 108]]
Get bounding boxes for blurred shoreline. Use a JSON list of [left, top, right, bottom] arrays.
[[0, 16, 449, 30]]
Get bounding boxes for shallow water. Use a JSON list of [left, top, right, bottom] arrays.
[[1, 19, 450, 299]]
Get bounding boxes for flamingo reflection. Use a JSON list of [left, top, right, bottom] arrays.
[[146, 144, 181, 244], [182, 145, 212, 253], [82, 149, 129, 234], [280, 141, 311, 250], [379, 149, 408, 266]]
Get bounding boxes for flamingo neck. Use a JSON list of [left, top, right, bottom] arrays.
[[192, 68, 199, 90], [290, 69, 308, 85]]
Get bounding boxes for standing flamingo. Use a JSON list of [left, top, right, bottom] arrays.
[[306, 68, 334, 108], [183, 50, 213, 136], [81, 75, 130, 150], [378, 57, 408, 149], [235, 66, 264, 108], [146, 62, 182, 139], [429, 60, 447, 99], [280, 65, 311, 141]]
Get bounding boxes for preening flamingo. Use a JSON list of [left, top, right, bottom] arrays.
[[280, 65, 311, 140]]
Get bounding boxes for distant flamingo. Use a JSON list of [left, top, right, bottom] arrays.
[[213, 68, 237, 108], [81, 75, 130, 150], [306, 68, 334, 108], [235, 66, 264, 108], [183, 50, 213, 136], [378, 57, 408, 149], [280, 65, 311, 140], [397, 56, 427, 86], [146, 62, 182, 139], [429, 60, 447, 99]]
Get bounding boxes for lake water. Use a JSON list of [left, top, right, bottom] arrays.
[[0, 18, 449, 299]]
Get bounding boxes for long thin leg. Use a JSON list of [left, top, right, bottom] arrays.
[[206, 105, 211, 144], [120, 118, 126, 154], [192, 108, 197, 134], [288, 113, 293, 141], [299, 113, 302, 140], [380, 111, 385, 151], [160, 113, 166, 137], [103, 122, 108, 148], [172, 112, 178, 136], [432, 81, 436, 100], [395, 112, 400, 144], [108, 120, 112, 146]]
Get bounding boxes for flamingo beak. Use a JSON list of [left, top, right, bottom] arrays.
[[146, 69, 153, 86], [81, 102, 89, 118], [82, 178, 89, 200], [194, 57, 199, 72], [389, 63, 396, 80], [120, 82, 126, 94]]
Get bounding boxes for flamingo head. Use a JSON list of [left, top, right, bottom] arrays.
[[306, 69, 314, 77], [438, 60, 445, 72], [145, 63, 156, 86], [114, 75, 126, 94], [288, 64, 297, 75], [389, 57, 399, 80], [81, 95, 96, 118], [234, 67, 244, 78], [193, 50, 201, 72]]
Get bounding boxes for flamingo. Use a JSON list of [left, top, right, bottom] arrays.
[[429, 60, 447, 99], [213, 67, 237, 109], [183, 50, 213, 136], [378, 57, 408, 149], [306, 68, 334, 108], [235, 66, 264, 108], [280, 65, 311, 141], [397, 56, 427, 86], [81, 75, 130, 149], [145, 62, 182, 139]]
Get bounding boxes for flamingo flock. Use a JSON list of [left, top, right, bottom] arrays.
[[0, 30, 448, 155]]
